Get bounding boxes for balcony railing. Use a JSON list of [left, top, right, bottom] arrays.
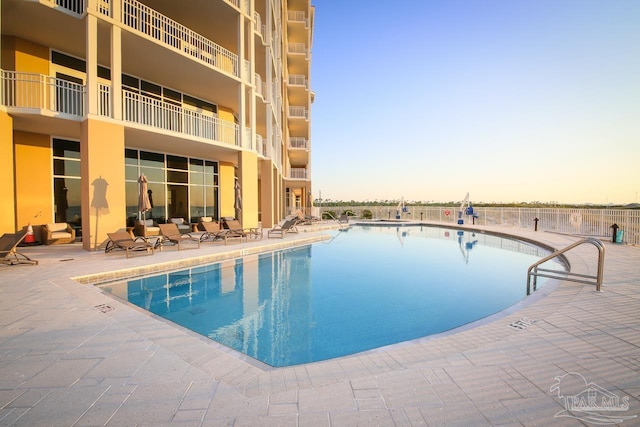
[[289, 137, 307, 149], [288, 106, 308, 119], [288, 74, 307, 87], [98, 82, 111, 117], [93, 0, 239, 77], [289, 168, 307, 180], [56, 0, 83, 14], [254, 12, 266, 42], [254, 73, 269, 101], [1, 70, 84, 116], [287, 11, 308, 25], [0, 70, 240, 146], [122, 89, 239, 145], [287, 43, 308, 55]]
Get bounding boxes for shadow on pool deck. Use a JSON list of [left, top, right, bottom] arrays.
[[1, 223, 639, 426]]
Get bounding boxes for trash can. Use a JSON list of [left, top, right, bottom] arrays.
[[615, 229, 624, 244]]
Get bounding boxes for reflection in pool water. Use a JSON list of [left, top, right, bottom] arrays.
[[100, 225, 561, 367]]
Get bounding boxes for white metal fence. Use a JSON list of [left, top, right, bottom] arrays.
[[318, 206, 640, 245]]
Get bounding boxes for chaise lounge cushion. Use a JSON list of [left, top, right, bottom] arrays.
[[170, 218, 191, 233]]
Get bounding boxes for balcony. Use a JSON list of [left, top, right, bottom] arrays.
[[289, 137, 307, 149], [287, 11, 308, 26], [288, 168, 308, 180], [94, 0, 239, 77], [288, 137, 308, 166], [1, 70, 84, 117], [0, 70, 240, 147], [287, 74, 309, 107], [120, 90, 238, 145], [287, 74, 307, 88], [288, 106, 308, 120], [254, 11, 266, 43], [287, 43, 308, 56]]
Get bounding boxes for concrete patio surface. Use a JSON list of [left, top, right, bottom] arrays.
[[0, 223, 639, 426]]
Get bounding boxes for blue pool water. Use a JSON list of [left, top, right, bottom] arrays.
[[100, 225, 560, 367]]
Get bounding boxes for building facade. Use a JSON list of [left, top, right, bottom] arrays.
[[0, 0, 314, 249]]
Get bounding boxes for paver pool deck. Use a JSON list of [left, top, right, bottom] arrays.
[[0, 223, 638, 426]]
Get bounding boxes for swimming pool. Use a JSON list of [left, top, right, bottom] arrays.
[[99, 225, 562, 367]]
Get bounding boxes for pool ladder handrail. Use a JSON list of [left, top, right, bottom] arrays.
[[527, 237, 605, 295], [322, 211, 349, 230]]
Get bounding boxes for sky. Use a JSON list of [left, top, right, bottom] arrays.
[[309, 0, 640, 204]]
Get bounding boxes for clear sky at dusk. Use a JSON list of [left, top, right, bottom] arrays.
[[309, 0, 639, 204]]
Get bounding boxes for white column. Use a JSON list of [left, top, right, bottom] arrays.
[[85, 13, 98, 116], [111, 25, 122, 120]]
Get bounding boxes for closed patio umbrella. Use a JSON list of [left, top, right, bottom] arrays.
[[138, 174, 152, 219], [234, 178, 242, 218]]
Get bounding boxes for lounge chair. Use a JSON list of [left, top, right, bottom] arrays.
[[158, 223, 201, 250], [221, 217, 262, 240], [0, 230, 38, 265], [105, 232, 155, 258], [169, 217, 191, 233], [134, 219, 160, 237], [267, 218, 299, 239], [42, 222, 76, 245], [198, 220, 244, 245], [296, 209, 321, 225]]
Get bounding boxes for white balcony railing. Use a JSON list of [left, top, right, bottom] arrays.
[[288, 106, 308, 119], [122, 89, 239, 145], [91, 0, 239, 77], [254, 73, 263, 98], [287, 11, 307, 25], [1, 69, 259, 152], [1, 70, 84, 116], [254, 12, 266, 42], [256, 134, 269, 157], [288, 74, 307, 87], [289, 137, 307, 149], [289, 168, 307, 179], [287, 43, 308, 55], [98, 82, 111, 117]]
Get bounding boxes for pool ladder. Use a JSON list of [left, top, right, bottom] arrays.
[[322, 211, 349, 230], [527, 237, 605, 295]]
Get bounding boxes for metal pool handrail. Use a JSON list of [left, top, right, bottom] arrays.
[[527, 237, 605, 295], [322, 211, 349, 230]]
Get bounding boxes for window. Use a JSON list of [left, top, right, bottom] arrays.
[[52, 139, 81, 229], [125, 149, 219, 224]]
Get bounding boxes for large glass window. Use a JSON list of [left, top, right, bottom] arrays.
[[125, 149, 219, 225], [52, 139, 81, 233]]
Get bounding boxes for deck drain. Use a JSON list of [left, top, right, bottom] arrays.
[[509, 317, 536, 330], [95, 304, 114, 313]]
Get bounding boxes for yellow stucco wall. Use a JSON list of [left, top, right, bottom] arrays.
[[218, 106, 236, 146], [81, 119, 126, 250], [219, 162, 236, 219], [239, 151, 258, 229], [2, 38, 52, 237], [14, 132, 53, 238], [219, 153, 259, 228], [0, 112, 16, 233], [2, 36, 49, 73]]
